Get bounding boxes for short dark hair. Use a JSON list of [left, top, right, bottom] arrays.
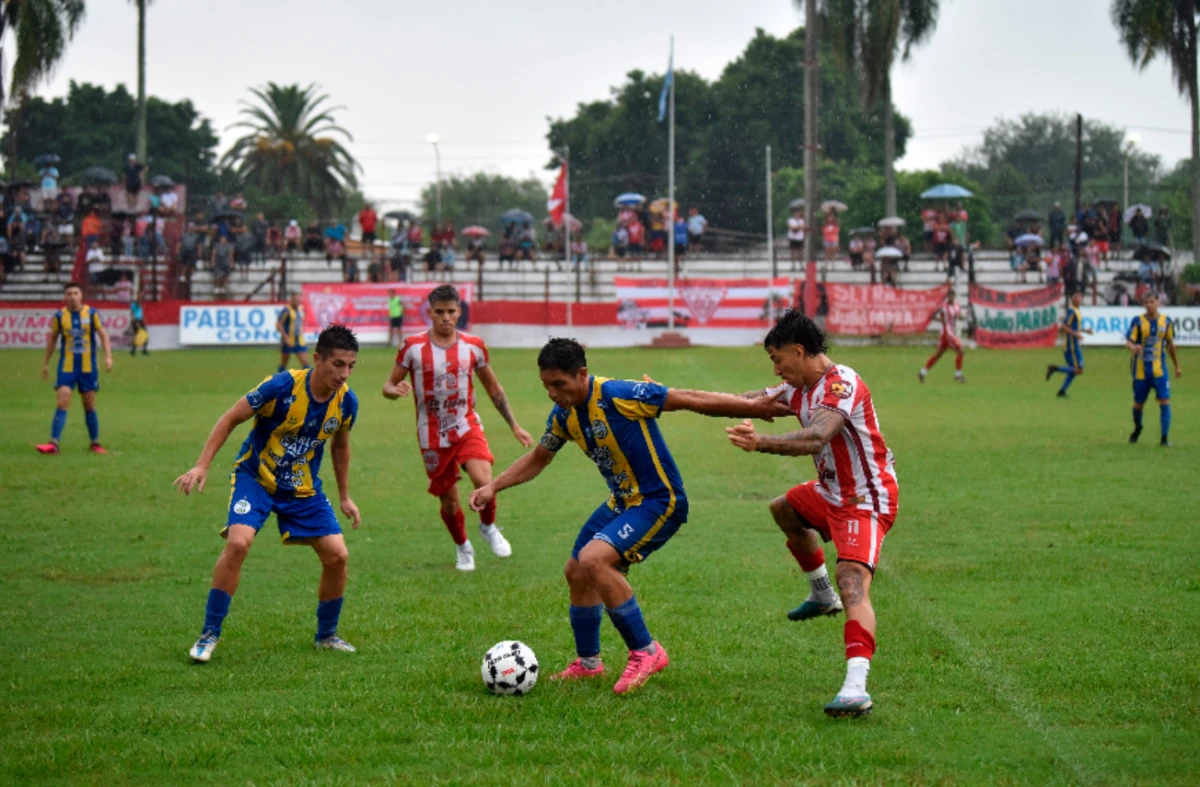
[[538, 337, 587, 374], [763, 309, 829, 355], [315, 323, 359, 355], [64, 281, 83, 292], [428, 284, 460, 305]]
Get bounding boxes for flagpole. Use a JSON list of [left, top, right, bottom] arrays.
[[766, 144, 775, 323], [567, 145, 578, 305], [667, 35, 676, 332]]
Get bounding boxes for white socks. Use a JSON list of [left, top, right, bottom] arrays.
[[806, 564, 836, 600], [839, 656, 871, 697], [480, 523, 498, 534]]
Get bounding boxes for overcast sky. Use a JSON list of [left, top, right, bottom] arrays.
[[31, 0, 1194, 211]]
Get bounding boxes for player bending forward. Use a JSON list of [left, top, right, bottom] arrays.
[[383, 285, 534, 571], [1126, 290, 1181, 446], [727, 310, 899, 718], [37, 282, 114, 454], [469, 338, 789, 694], [175, 324, 363, 663], [919, 288, 965, 384]]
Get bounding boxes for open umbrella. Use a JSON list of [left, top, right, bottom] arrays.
[[875, 246, 904, 259], [500, 208, 535, 225], [150, 174, 175, 188], [461, 225, 490, 238], [1124, 204, 1153, 223], [383, 209, 418, 222], [1013, 209, 1042, 222], [33, 153, 61, 167], [877, 216, 905, 228], [81, 167, 118, 186], [5, 179, 34, 189], [920, 183, 974, 199], [212, 209, 244, 222], [1135, 242, 1171, 259], [850, 226, 876, 236], [788, 198, 806, 210], [1091, 197, 1119, 206], [614, 192, 646, 208], [821, 200, 849, 213], [1014, 233, 1044, 247]]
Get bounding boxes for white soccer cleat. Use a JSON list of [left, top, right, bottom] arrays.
[[918, 368, 928, 384], [480, 524, 512, 558], [315, 635, 357, 653], [189, 631, 219, 663], [456, 541, 476, 571]]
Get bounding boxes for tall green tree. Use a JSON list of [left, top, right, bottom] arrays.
[[418, 172, 550, 237], [0, 0, 86, 175], [128, 0, 153, 163], [1111, 0, 1199, 262], [220, 82, 359, 220], [819, 0, 940, 217]]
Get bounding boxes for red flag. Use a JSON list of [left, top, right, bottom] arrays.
[[547, 163, 567, 226]]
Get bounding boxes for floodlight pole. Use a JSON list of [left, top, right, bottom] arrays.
[[803, 1, 820, 268], [766, 144, 775, 281], [667, 35, 676, 331]]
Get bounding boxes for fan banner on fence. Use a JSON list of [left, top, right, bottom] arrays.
[[613, 277, 791, 329], [969, 283, 1062, 348], [301, 283, 473, 340], [1079, 306, 1200, 346], [0, 307, 133, 349], [825, 283, 950, 335]]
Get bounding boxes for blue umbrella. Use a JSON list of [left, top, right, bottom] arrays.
[[614, 192, 646, 208], [500, 208, 535, 225], [920, 183, 974, 199], [1014, 233, 1044, 247], [34, 153, 61, 167]]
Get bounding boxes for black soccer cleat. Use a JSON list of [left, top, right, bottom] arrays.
[[1161, 436, 1171, 447], [1046, 364, 1056, 382], [1056, 390, 1067, 398], [1129, 428, 1142, 444]]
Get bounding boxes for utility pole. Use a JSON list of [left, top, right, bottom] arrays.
[[427, 133, 442, 226], [766, 144, 775, 280], [803, 0, 820, 267], [1073, 114, 1082, 218]]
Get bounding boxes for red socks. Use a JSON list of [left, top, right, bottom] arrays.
[[844, 620, 876, 660], [788, 543, 825, 572], [955, 353, 964, 371], [480, 499, 497, 527], [441, 509, 467, 545]]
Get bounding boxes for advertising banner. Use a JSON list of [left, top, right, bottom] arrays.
[[825, 283, 950, 335], [613, 277, 791, 329], [179, 303, 288, 345], [0, 306, 132, 349], [301, 283, 474, 341], [969, 283, 1063, 348], [1080, 306, 1200, 346]]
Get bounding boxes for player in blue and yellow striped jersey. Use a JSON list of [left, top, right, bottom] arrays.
[[275, 292, 310, 372], [1125, 291, 1182, 446], [37, 282, 113, 454], [1046, 289, 1093, 397], [174, 324, 362, 663], [469, 338, 789, 694]]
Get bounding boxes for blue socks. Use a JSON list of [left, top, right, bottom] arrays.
[[316, 597, 344, 641], [203, 588, 232, 635], [1055, 366, 1072, 374], [51, 409, 67, 441], [1161, 404, 1171, 439], [569, 604, 603, 658], [85, 410, 99, 442], [606, 595, 653, 652], [1133, 407, 1144, 430], [1060, 371, 1076, 393]]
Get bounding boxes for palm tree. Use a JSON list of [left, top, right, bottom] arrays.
[[0, 0, 86, 175], [1111, 0, 1199, 262], [820, 0, 940, 216], [128, 0, 153, 164], [221, 83, 360, 220]]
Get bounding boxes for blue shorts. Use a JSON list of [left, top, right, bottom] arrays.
[[224, 470, 342, 543], [56, 369, 99, 392], [1133, 375, 1170, 404], [283, 344, 307, 355], [572, 497, 688, 566], [1064, 344, 1083, 369]]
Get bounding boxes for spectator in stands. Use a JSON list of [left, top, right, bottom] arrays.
[[441, 240, 456, 278], [863, 232, 877, 284], [1048, 202, 1066, 248], [54, 192, 75, 252], [39, 161, 59, 207], [1045, 244, 1065, 286], [123, 154, 145, 210], [7, 205, 28, 271], [499, 223, 517, 269], [1094, 207, 1111, 267], [81, 207, 102, 251], [466, 235, 485, 269], [571, 236, 588, 268], [673, 212, 688, 267], [878, 236, 899, 286], [1130, 207, 1149, 245], [439, 221, 456, 250], [0, 234, 9, 284], [1154, 206, 1171, 246], [86, 240, 106, 284], [229, 191, 247, 210], [897, 232, 912, 272], [787, 207, 805, 269], [252, 212, 268, 265], [121, 217, 135, 258], [406, 220, 423, 252], [930, 211, 952, 268], [210, 191, 228, 214], [687, 207, 707, 252], [158, 185, 178, 217], [284, 219, 301, 252], [303, 220, 324, 253], [266, 221, 281, 258], [848, 233, 864, 269], [921, 205, 936, 251], [822, 210, 839, 264], [518, 221, 537, 267], [25, 211, 41, 252], [950, 203, 969, 247], [41, 224, 64, 280], [359, 203, 378, 249], [423, 241, 442, 273], [1109, 203, 1123, 252], [625, 216, 644, 268], [648, 208, 666, 258], [325, 220, 348, 273], [612, 222, 630, 271], [211, 235, 234, 297]]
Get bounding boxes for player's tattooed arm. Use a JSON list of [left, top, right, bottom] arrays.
[[477, 366, 534, 445], [727, 408, 845, 456]]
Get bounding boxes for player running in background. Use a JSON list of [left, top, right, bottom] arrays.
[[37, 282, 114, 454], [726, 310, 898, 718], [469, 338, 789, 694], [174, 324, 363, 663], [276, 292, 310, 371], [1046, 289, 1092, 397], [383, 285, 534, 571], [1126, 291, 1181, 446], [919, 288, 965, 384]]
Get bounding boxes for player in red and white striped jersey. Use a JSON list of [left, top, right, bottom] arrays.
[[919, 289, 966, 384], [383, 286, 534, 571], [726, 310, 898, 718]]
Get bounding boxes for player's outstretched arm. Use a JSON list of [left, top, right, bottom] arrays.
[[173, 398, 256, 495], [381, 363, 413, 399], [661, 387, 791, 421], [468, 445, 556, 512], [476, 365, 534, 446], [330, 428, 361, 529], [726, 408, 846, 456]]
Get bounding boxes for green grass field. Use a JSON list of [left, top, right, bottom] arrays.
[[2, 343, 1198, 785]]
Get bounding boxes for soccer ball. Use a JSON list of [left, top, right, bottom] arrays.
[[481, 640, 539, 696]]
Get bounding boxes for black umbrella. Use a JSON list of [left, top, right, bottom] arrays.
[[1091, 197, 1119, 206], [1135, 242, 1171, 260], [5, 179, 33, 189], [500, 208, 535, 225], [81, 167, 118, 186], [384, 209, 418, 222], [34, 153, 61, 167], [211, 209, 244, 222], [1013, 209, 1042, 222], [150, 174, 175, 188]]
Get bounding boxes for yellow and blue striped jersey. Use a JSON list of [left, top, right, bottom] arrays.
[[541, 377, 684, 512], [1063, 306, 1081, 355], [234, 369, 358, 497], [1127, 313, 1175, 380], [278, 304, 304, 346], [50, 305, 101, 374]]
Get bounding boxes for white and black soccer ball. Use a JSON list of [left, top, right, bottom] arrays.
[[481, 640, 539, 696]]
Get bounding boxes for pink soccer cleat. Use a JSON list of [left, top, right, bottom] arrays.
[[88, 444, 108, 454], [549, 658, 607, 681], [36, 443, 60, 454], [613, 642, 669, 695]]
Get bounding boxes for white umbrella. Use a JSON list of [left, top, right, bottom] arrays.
[[877, 217, 905, 228], [875, 246, 904, 259], [1014, 233, 1044, 247], [1124, 204, 1153, 224], [821, 200, 848, 213]]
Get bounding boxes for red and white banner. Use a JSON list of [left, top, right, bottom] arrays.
[[969, 283, 1062, 348], [613, 277, 791, 329], [547, 163, 567, 227], [825, 283, 950, 335], [301, 282, 474, 341], [0, 306, 133, 349]]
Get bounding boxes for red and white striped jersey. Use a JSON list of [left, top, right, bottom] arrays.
[[772, 364, 898, 517], [397, 331, 490, 450], [938, 302, 961, 340]]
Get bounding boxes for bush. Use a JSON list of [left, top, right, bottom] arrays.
[[1181, 264, 1200, 285]]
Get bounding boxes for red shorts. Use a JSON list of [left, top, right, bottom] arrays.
[[422, 428, 494, 497], [937, 334, 963, 354], [785, 481, 894, 570], [1094, 240, 1110, 254]]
